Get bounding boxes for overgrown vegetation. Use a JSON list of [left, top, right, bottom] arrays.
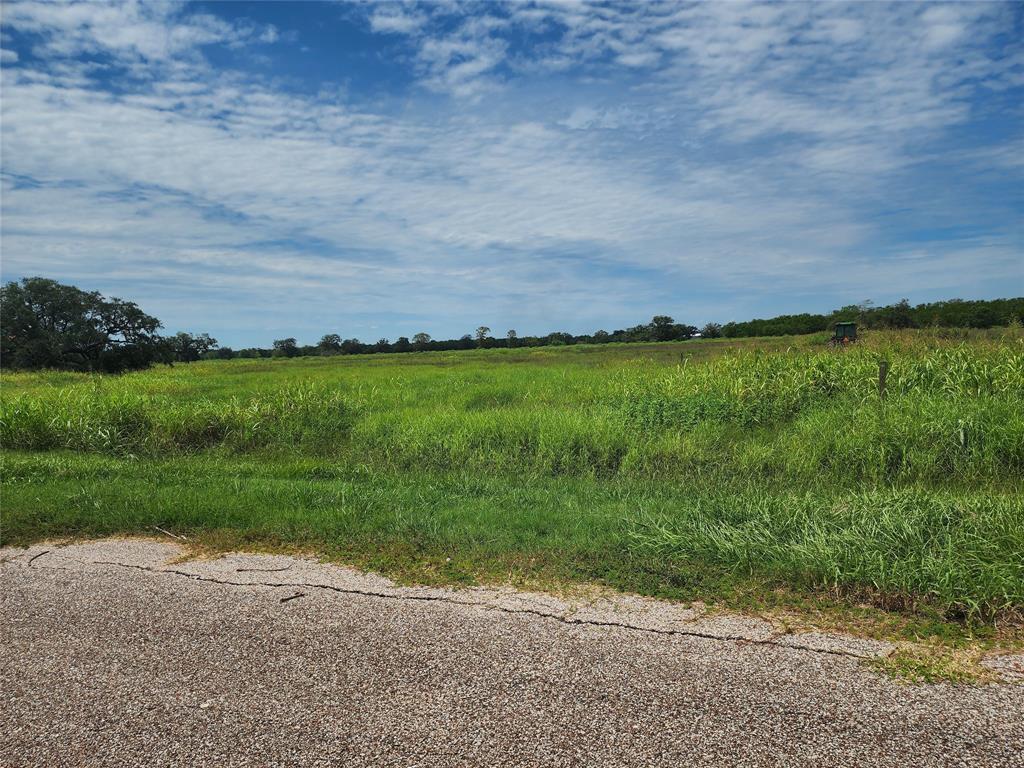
[[3, 328, 1022, 630]]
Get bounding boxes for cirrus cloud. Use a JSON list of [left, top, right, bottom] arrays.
[[1, 1, 1021, 345]]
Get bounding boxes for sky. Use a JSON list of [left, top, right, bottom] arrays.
[[1, 1, 1022, 347]]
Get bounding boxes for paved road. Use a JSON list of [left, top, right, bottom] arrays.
[[2, 540, 1022, 767]]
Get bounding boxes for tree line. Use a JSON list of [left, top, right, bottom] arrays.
[[236, 315, 704, 359], [718, 298, 1024, 339], [220, 300, 1024, 360], [2, 277, 1022, 372]]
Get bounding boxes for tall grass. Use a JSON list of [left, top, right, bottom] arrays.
[[0, 383, 357, 454], [3, 337, 1020, 482], [2, 331, 1022, 619], [628, 488, 1024, 618], [616, 344, 1023, 429]]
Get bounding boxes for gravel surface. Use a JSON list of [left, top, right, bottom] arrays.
[[2, 539, 1022, 767]]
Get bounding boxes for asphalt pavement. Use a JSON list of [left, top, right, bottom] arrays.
[[2, 539, 1022, 767]]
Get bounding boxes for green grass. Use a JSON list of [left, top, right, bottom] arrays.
[[2, 329, 1022, 630]]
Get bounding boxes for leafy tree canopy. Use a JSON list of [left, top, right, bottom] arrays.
[[1, 277, 167, 373], [272, 338, 299, 357], [171, 332, 219, 363], [318, 334, 342, 353]]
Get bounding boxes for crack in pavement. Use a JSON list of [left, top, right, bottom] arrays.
[[26, 550, 50, 567], [236, 565, 293, 573], [45, 557, 883, 661]]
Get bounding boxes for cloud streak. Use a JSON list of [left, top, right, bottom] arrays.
[[1, 0, 1020, 345]]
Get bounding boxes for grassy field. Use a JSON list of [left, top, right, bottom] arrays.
[[2, 329, 1022, 638]]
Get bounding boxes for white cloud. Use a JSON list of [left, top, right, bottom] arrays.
[[920, 5, 968, 50], [616, 50, 660, 68], [0, 0, 1020, 342], [561, 106, 599, 130], [809, 17, 864, 46], [2, 0, 274, 63], [369, 7, 427, 36]]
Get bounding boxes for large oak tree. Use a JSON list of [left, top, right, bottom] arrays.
[[1, 277, 170, 373]]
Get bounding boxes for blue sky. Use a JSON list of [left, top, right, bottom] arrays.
[[1, 1, 1021, 347]]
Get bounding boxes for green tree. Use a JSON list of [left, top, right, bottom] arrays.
[[272, 338, 298, 358], [650, 315, 676, 341], [171, 332, 218, 362], [700, 322, 722, 339], [412, 332, 431, 351], [878, 299, 913, 329], [0, 277, 167, 372], [475, 326, 491, 347], [506, 329, 517, 348], [318, 334, 342, 354]]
